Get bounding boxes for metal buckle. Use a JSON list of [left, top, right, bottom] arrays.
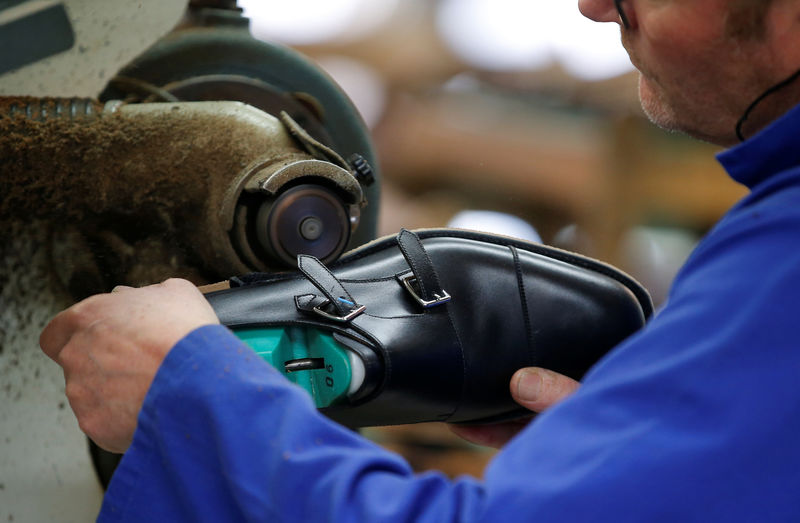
[[312, 298, 366, 322], [400, 273, 451, 308]]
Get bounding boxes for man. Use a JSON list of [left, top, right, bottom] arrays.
[[41, 0, 800, 519]]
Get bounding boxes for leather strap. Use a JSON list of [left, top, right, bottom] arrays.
[[397, 229, 449, 306], [297, 254, 361, 317], [294, 293, 329, 312]]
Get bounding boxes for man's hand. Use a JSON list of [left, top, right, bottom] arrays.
[[39, 278, 220, 453], [450, 368, 580, 448]]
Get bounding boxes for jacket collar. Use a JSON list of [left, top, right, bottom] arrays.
[[717, 103, 800, 190]]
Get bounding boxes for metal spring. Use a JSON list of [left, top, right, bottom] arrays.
[[6, 98, 99, 121]]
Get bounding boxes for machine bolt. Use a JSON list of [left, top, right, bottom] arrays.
[[299, 216, 323, 240], [348, 153, 375, 186]]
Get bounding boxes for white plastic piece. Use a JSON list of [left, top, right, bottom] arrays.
[[0, 0, 186, 96], [347, 350, 366, 395], [448, 210, 542, 243]]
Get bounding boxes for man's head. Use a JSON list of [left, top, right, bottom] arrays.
[[580, 0, 800, 146]]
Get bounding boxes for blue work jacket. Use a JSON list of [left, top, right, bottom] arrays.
[[100, 104, 800, 522]]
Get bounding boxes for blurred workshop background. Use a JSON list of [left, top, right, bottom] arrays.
[[0, 2, 749, 511], [237, 0, 747, 478]]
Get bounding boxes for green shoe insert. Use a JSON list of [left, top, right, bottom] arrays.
[[234, 327, 354, 408]]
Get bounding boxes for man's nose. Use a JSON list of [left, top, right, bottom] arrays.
[[578, 0, 621, 24]]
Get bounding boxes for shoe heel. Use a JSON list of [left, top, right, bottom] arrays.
[[234, 328, 365, 408]]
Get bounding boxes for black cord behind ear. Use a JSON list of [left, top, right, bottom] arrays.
[[736, 66, 800, 141]]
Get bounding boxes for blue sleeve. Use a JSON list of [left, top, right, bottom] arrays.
[[99, 196, 800, 522], [98, 325, 486, 522], [479, 195, 800, 521]]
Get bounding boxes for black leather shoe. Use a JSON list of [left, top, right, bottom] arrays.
[[206, 228, 652, 427]]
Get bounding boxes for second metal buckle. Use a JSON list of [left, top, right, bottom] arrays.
[[400, 273, 451, 308]]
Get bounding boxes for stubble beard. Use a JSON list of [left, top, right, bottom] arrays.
[[623, 26, 763, 146], [621, 36, 686, 135], [638, 74, 674, 131], [636, 70, 736, 145]]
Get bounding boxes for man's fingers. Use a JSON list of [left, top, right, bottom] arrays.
[[39, 305, 84, 362], [449, 368, 580, 449], [37, 278, 221, 453], [510, 367, 580, 413]]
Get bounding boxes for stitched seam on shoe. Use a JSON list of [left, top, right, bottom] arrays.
[[511, 246, 535, 365], [338, 276, 396, 283], [231, 272, 304, 287], [441, 305, 467, 422], [361, 313, 424, 320]]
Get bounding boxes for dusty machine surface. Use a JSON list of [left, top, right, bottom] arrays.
[[0, 1, 380, 520]]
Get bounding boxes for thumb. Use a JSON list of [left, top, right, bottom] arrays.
[[510, 368, 580, 413]]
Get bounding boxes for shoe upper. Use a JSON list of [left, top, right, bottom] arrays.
[[207, 229, 651, 427]]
